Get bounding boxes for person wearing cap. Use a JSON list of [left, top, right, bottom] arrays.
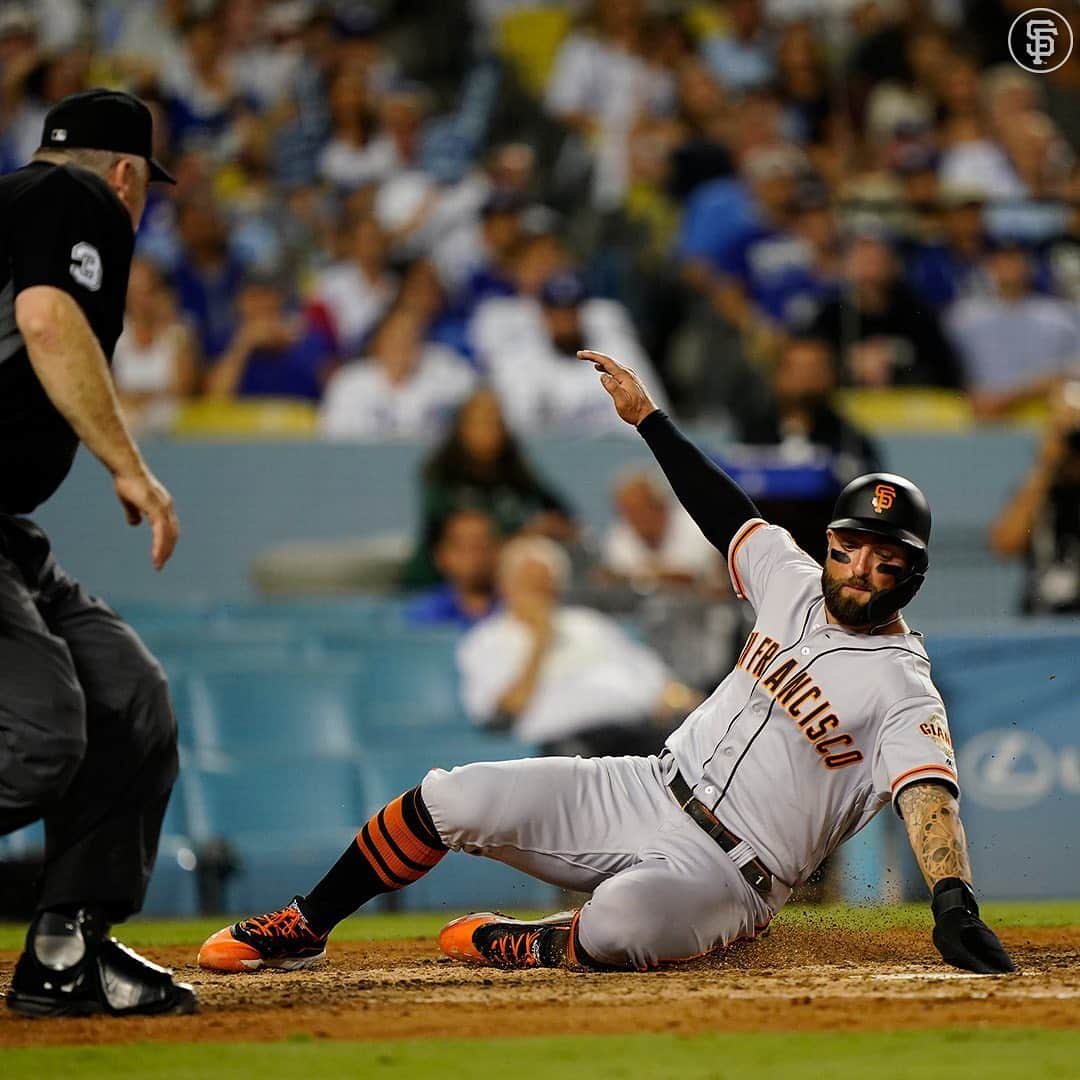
[[0, 89, 196, 1017], [485, 271, 668, 436]]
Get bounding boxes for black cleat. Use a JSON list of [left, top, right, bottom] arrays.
[[6, 910, 198, 1018]]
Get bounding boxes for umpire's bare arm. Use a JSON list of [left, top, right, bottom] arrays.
[[16, 285, 179, 568]]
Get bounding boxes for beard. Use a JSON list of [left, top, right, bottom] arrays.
[[821, 564, 879, 627]]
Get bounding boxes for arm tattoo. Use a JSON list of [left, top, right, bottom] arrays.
[[896, 781, 973, 891]]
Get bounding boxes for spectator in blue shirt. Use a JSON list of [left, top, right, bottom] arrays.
[[205, 275, 335, 402], [906, 186, 990, 309], [724, 178, 841, 332], [404, 509, 500, 629], [171, 200, 248, 361], [700, 0, 775, 93], [686, 145, 812, 341]]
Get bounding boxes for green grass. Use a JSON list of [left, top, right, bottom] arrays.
[[1, 898, 1077, 953], [3, 1030, 1079, 1080]]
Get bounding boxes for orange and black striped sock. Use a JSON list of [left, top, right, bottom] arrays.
[[298, 785, 446, 934]]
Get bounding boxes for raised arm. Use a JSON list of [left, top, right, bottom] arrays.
[[896, 782, 1015, 974], [580, 350, 759, 552]]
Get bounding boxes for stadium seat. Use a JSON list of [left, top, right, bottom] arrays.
[[0, 820, 44, 859], [183, 757, 384, 913], [835, 388, 974, 433], [496, 6, 573, 95], [185, 663, 367, 759], [355, 632, 465, 735]]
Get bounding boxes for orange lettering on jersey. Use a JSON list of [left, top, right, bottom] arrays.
[[798, 700, 831, 728], [762, 658, 797, 694], [824, 750, 864, 769], [735, 629, 866, 772], [737, 632, 759, 670], [748, 635, 774, 672], [753, 641, 781, 677], [815, 733, 853, 755], [776, 671, 812, 705], [804, 714, 839, 741], [788, 685, 821, 718]]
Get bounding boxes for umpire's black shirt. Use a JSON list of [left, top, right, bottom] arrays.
[[0, 162, 134, 514]]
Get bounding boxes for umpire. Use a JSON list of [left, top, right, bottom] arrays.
[[0, 90, 195, 1016]]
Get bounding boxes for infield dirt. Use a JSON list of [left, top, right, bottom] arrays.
[[1, 926, 1077, 1048]]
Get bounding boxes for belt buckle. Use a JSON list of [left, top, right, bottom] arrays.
[[746, 865, 771, 893]]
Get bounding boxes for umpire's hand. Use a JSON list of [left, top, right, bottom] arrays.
[[579, 350, 658, 427], [114, 467, 180, 570]]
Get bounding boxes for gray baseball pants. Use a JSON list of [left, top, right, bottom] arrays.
[[422, 753, 785, 968]]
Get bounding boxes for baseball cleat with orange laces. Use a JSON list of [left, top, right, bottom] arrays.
[[438, 911, 576, 969], [197, 898, 328, 972]]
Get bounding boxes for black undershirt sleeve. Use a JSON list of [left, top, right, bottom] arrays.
[[636, 410, 761, 553]]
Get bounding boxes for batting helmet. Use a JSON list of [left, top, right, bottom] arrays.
[[827, 472, 931, 621]]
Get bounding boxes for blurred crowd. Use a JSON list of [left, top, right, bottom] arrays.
[[2, 0, 1075, 437], [4, 0, 1077, 752]]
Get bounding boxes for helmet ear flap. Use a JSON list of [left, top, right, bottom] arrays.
[[866, 569, 925, 625]]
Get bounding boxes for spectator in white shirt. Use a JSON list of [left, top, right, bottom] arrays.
[[544, 0, 675, 209], [469, 231, 571, 363], [487, 272, 668, 434], [601, 469, 721, 588], [458, 536, 701, 756], [323, 78, 429, 195], [947, 240, 1080, 420], [113, 257, 200, 434], [308, 215, 397, 354], [319, 304, 476, 440], [317, 67, 382, 190]]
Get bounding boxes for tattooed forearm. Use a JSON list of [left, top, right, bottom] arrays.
[[896, 781, 973, 891]]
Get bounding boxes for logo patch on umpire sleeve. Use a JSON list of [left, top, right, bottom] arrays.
[[69, 242, 103, 292]]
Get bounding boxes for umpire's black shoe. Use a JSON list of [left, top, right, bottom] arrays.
[[6, 910, 198, 1018]]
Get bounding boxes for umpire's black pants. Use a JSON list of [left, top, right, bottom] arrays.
[[0, 515, 178, 920]]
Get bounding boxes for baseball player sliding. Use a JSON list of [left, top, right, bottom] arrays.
[[199, 350, 1014, 976]]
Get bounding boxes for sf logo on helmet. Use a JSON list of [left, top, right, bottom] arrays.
[[872, 484, 897, 513]]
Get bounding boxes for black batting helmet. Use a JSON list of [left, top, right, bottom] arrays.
[[827, 473, 931, 620]]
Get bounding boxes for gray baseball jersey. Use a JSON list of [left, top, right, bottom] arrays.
[[666, 517, 957, 887], [420, 515, 957, 968]]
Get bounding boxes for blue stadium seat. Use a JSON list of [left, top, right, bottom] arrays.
[[185, 663, 367, 758], [183, 756, 383, 913], [352, 632, 467, 736], [184, 756, 380, 844], [0, 820, 44, 859]]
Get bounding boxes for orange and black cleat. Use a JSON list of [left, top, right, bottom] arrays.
[[198, 898, 328, 973], [438, 911, 576, 969]]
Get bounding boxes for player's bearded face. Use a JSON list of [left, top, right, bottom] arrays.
[[820, 562, 879, 626]]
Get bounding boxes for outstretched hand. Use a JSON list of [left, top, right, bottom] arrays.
[[578, 350, 658, 428], [114, 467, 180, 571]]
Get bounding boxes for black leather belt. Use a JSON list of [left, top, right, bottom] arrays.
[[667, 766, 774, 895]]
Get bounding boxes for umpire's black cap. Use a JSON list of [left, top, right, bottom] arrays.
[[39, 88, 175, 184]]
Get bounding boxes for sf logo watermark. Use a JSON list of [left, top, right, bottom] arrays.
[[1009, 8, 1073, 73]]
